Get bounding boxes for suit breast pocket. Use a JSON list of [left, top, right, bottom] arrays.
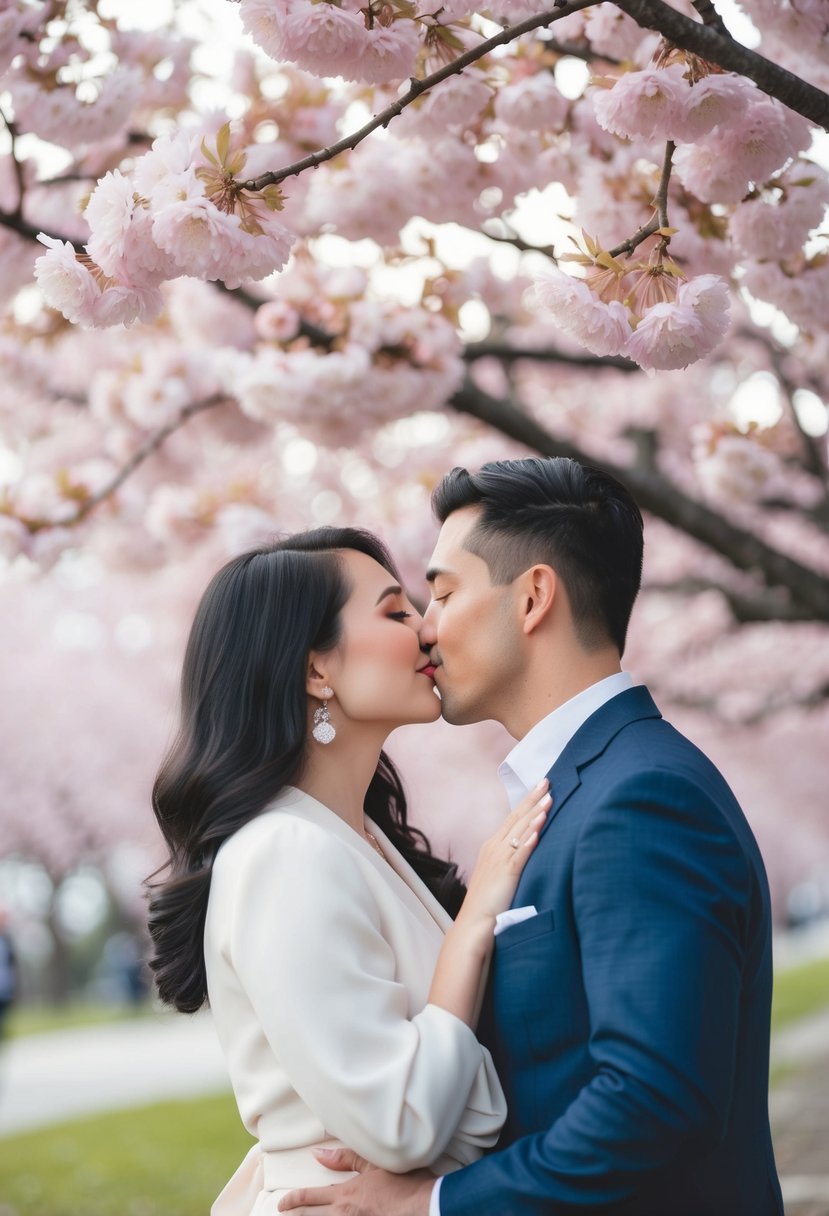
[[494, 908, 556, 951], [493, 906, 586, 1066]]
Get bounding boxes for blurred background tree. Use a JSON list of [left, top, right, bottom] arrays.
[[0, 0, 828, 1003]]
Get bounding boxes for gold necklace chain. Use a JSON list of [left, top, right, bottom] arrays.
[[363, 828, 388, 863]]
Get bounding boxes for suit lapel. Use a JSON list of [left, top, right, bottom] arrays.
[[538, 685, 662, 839]]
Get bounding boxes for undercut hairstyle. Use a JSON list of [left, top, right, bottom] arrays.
[[148, 527, 465, 1014], [431, 457, 643, 655]]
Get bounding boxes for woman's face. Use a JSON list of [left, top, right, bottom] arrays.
[[316, 549, 440, 734]]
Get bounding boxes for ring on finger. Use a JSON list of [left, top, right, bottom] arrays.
[[509, 836, 521, 849]]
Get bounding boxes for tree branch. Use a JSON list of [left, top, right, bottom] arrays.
[[609, 139, 675, 259], [614, 0, 829, 129], [0, 207, 83, 251], [449, 374, 829, 620], [481, 225, 558, 262], [21, 394, 227, 532], [240, 1, 601, 193], [0, 105, 25, 219], [462, 340, 637, 371], [643, 576, 816, 623], [664, 679, 829, 725], [543, 37, 621, 65], [688, 0, 729, 37]]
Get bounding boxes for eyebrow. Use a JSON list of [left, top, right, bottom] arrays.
[[375, 584, 403, 605], [425, 567, 453, 584]]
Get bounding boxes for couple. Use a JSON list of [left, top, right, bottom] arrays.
[[149, 456, 782, 1216]]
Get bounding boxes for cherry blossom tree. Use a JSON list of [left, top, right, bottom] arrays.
[[1, 0, 829, 951]]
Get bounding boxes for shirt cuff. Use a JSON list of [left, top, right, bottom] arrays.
[[429, 1176, 443, 1216]]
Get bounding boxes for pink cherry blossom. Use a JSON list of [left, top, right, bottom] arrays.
[[0, 4, 27, 77], [401, 73, 491, 136], [494, 74, 569, 133], [592, 64, 688, 141], [10, 66, 143, 147], [693, 431, 784, 504], [34, 237, 103, 326], [671, 74, 753, 142], [358, 19, 420, 85], [730, 175, 829, 260], [85, 170, 169, 288], [625, 300, 705, 372], [255, 299, 301, 342], [676, 274, 731, 350], [742, 260, 829, 333], [673, 95, 813, 204], [534, 269, 633, 358], [34, 237, 163, 329], [240, 0, 368, 81]]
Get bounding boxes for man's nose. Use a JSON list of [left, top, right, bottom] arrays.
[[419, 600, 438, 650]]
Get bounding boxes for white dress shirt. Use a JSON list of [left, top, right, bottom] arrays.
[[429, 672, 634, 1216]]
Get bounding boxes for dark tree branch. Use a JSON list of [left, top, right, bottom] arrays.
[[240, 1, 601, 192], [543, 37, 622, 65], [463, 340, 637, 371], [643, 576, 817, 623], [766, 346, 829, 492], [688, 0, 729, 37], [481, 225, 558, 262], [449, 374, 829, 621], [615, 0, 829, 129], [0, 207, 83, 251], [664, 679, 829, 725], [18, 394, 227, 532], [609, 139, 675, 260], [0, 105, 25, 219]]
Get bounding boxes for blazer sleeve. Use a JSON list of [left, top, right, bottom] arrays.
[[221, 815, 503, 1173], [439, 768, 752, 1215]]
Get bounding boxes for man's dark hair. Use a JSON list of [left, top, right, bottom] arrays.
[[431, 457, 643, 655]]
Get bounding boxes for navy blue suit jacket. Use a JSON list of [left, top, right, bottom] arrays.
[[440, 687, 782, 1216]]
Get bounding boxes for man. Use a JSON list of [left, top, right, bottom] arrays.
[[280, 457, 783, 1215]]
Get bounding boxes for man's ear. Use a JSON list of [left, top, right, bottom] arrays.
[[306, 656, 332, 699], [518, 565, 557, 636]]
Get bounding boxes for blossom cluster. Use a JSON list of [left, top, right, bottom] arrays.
[[228, 259, 466, 445], [534, 260, 731, 373], [35, 128, 295, 328], [239, 0, 423, 84]]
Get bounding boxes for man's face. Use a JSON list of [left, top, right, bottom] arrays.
[[420, 507, 522, 726]]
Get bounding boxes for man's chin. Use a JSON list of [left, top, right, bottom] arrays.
[[438, 694, 479, 727]]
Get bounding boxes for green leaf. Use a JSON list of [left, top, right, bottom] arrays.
[[200, 137, 219, 168], [216, 122, 231, 167]]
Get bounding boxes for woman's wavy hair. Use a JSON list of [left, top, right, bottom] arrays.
[[148, 527, 465, 1014]]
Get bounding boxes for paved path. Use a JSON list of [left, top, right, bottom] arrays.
[[770, 1005, 829, 1216], [0, 1012, 229, 1137]]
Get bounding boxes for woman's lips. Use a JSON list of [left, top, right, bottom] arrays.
[[418, 664, 437, 679]]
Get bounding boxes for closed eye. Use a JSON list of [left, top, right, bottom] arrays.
[[388, 611, 413, 621]]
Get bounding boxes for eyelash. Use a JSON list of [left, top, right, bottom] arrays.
[[388, 611, 413, 621]]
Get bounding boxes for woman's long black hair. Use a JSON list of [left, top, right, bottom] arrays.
[[148, 527, 465, 1013]]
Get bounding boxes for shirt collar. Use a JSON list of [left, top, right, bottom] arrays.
[[497, 672, 634, 808]]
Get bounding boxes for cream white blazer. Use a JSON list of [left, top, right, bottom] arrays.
[[203, 787, 506, 1215]]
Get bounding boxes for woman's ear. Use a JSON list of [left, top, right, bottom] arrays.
[[306, 656, 332, 699], [519, 565, 557, 636]]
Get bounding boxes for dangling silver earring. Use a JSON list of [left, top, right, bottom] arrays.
[[312, 687, 336, 745]]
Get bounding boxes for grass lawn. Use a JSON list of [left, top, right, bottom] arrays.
[[0, 952, 825, 1214], [771, 953, 829, 1032], [0, 1092, 253, 1216], [6, 1000, 155, 1041]]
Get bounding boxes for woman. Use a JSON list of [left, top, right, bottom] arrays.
[[148, 528, 549, 1214]]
